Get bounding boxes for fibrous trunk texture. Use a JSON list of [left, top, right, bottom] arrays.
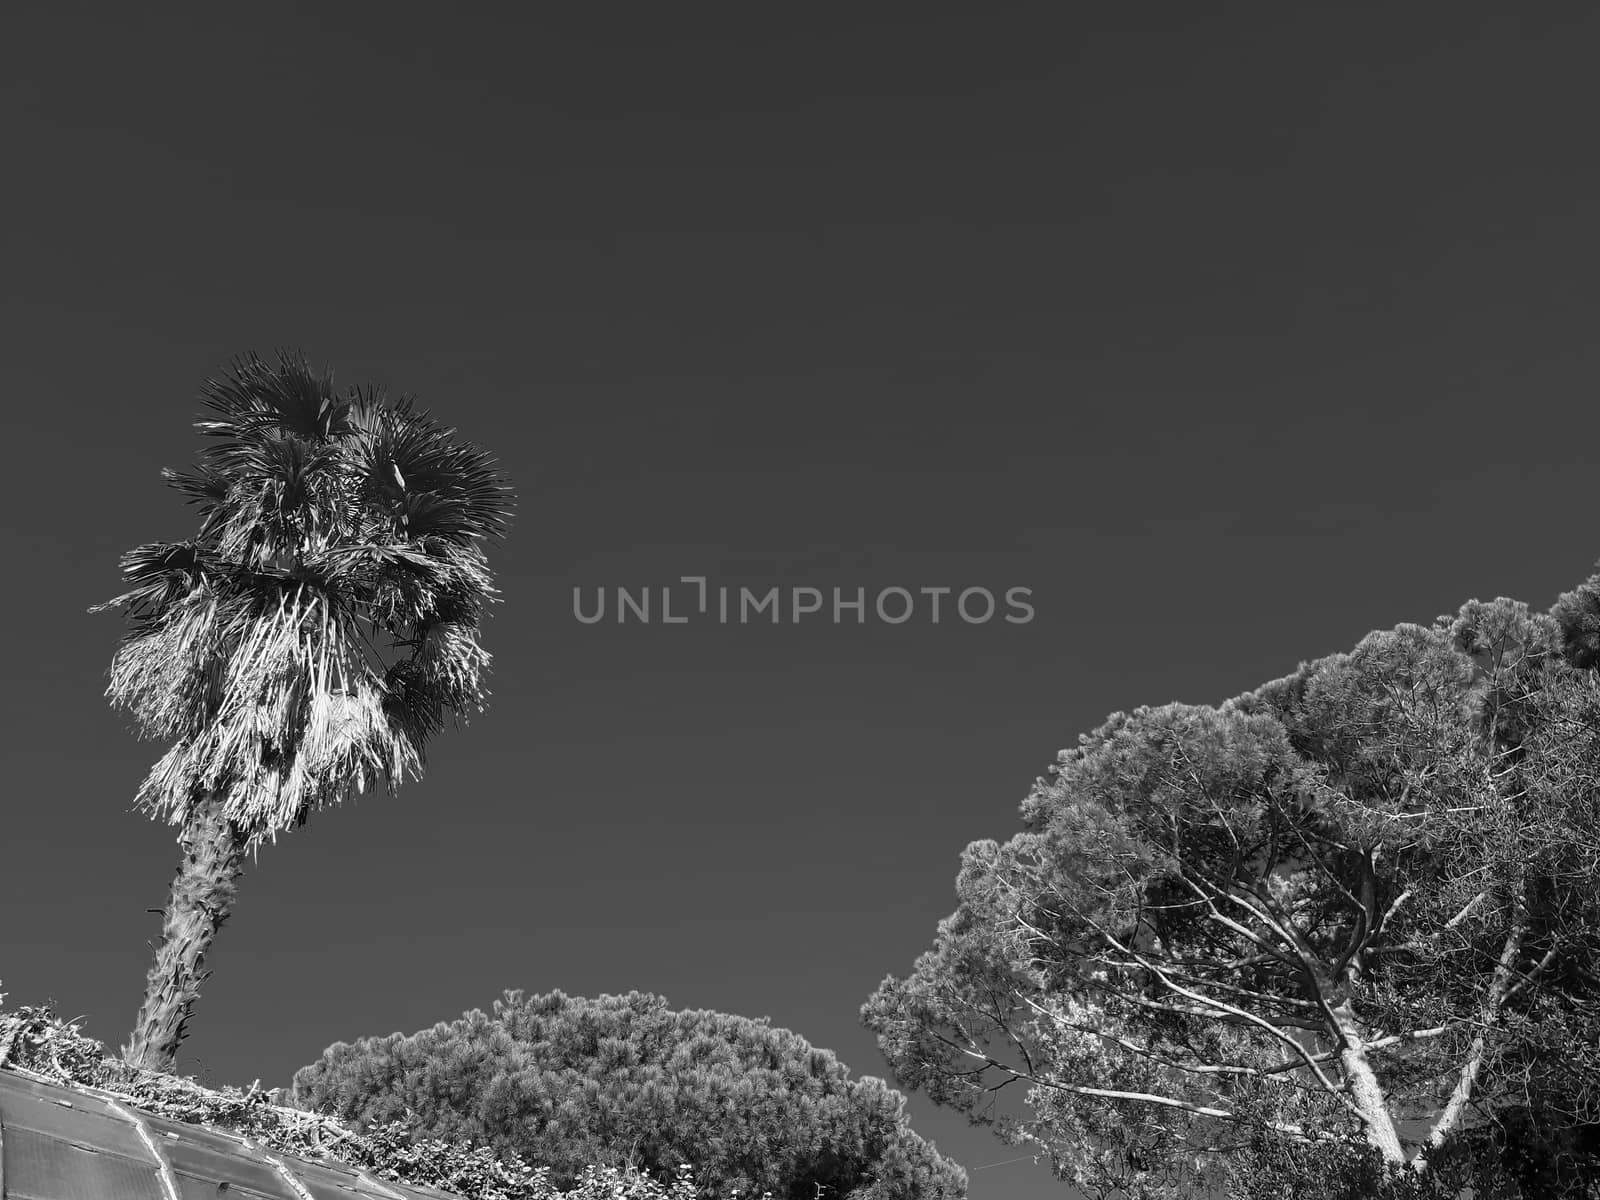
[[122, 794, 247, 1073]]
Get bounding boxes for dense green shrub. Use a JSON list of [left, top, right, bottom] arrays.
[[293, 990, 966, 1200]]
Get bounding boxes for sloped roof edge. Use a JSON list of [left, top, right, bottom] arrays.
[[0, 1065, 463, 1200]]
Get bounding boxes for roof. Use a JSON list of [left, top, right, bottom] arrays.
[[0, 1068, 464, 1200]]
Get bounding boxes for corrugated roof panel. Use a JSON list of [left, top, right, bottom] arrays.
[[142, 1115, 302, 1198], [287, 1155, 465, 1200], [0, 1073, 124, 1117], [0, 1071, 469, 1200], [289, 1155, 400, 1198], [386, 1174, 472, 1200], [172, 1167, 285, 1199], [0, 1074, 153, 1162], [2, 1124, 165, 1200]]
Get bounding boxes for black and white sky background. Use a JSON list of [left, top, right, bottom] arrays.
[[6, 6, 1600, 1196]]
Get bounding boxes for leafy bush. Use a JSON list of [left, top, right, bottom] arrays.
[[293, 989, 967, 1200]]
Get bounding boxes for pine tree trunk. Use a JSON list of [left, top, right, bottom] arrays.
[[122, 793, 247, 1074], [1330, 998, 1406, 1165]]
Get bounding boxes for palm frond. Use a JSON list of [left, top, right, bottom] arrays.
[[159, 464, 230, 514], [207, 435, 352, 567], [91, 541, 207, 622], [346, 397, 514, 543], [103, 583, 229, 741], [126, 585, 419, 839], [97, 352, 513, 846], [196, 351, 351, 444]]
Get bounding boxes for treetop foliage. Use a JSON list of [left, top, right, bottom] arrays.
[[292, 989, 967, 1200], [95, 351, 515, 845], [864, 581, 1600, 1199]]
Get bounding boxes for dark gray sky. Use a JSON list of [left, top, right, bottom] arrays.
[[5, 6, 1600, 1196]]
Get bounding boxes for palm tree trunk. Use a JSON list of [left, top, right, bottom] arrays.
[[122, 793, 247, 1073]]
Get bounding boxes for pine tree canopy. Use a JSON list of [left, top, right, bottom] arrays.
[[863, 586, 1600, 1199], [291, 989, 968, 1200]]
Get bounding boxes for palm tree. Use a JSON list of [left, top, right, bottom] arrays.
[[95, 352, 514, 1073]]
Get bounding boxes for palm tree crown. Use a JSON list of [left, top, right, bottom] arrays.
[[97, 351, 515, 846]]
